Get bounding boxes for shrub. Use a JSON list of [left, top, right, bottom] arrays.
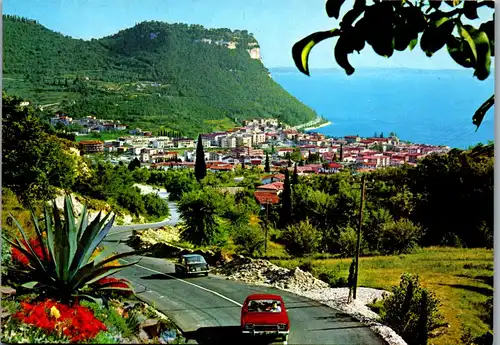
[[281, 219, 321, 256], [379, 219, 424, 255], [315, 266, 349, 287], [331, 226, 365, 258], [142, 193, 170, 220], [379, 273, 444, 345], [232, 225, 265, 257], [298, 259, 313, 273]]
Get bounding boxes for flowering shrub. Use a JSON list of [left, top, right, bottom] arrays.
[[11, 237, 50, 266], [95, 277, 133, 297], [12, 298, 107, 342]]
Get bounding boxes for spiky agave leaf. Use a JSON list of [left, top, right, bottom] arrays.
[[69, 211, 112, 279], [8, 213, 48, 274]]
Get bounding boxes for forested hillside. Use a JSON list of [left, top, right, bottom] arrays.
[[3, 15, 317, 135]]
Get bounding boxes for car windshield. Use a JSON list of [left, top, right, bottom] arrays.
[[247, 299, 282, 313], [185, 256, 205, 264]]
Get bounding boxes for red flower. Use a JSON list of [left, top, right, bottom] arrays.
[[11, 237, 50, 266], [96, 277, 133, 296], [13, 298, 107, 342]]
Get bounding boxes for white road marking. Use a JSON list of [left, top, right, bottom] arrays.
[[122, 260, 243, 307]]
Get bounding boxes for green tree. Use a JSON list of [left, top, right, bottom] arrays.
[[178, 188, 225, 246], [2, 92, 77, 203], [264, 152, 271, 173], [232, 224, 265, 257], [292, 163, 299, 185], [292, 0, 495, 130], [281, 219, 322, 256], [279, 169, 292, 229], [128, 157, 141, 171], [142, 193, 170, 220], [379, 218, 424, 255], [195, 134, 207, 182]]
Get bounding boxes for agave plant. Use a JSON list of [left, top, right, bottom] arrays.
[[2, 196, 139, 301]]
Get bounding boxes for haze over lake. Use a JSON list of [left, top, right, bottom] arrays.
[[271, 68, 495, 149]]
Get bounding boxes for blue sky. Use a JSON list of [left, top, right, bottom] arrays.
[[4, 0, 494, 69]]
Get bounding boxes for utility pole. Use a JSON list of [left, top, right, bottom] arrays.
[[353, 175, 366, 300], [264, 199, 270, 254]]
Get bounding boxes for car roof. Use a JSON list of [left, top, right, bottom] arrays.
[[182, 254, 204, 258], [246, 294, 283, 301]]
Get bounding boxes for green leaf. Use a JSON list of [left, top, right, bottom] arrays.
[[457, 23, 478, 62], [479, 21, 494, 57], [93, 251, 138, 270], [73, 293, 104, 306], [428, 0, 442, 10], [446, 36, 476, 68], [340, 0, 366, 29], [292, 29, 341, 76], [404, 7, 427, 33], [364, 2, 395, 57], [65, 196, 79, 272], [326, 0, 346, 19], [8, 213, 47, 274], [22, 281, 39, 289], [460, 24, 492, 80], [334, 36, 355, 75], [29, 207, 49, 263], [409, 38, 418, 50], [2, 235, 40, 269], [77, 204, 89, 241], [44, 204, 58, 276], [472, 31, 492, 81], [472, 94, 494, 131], [52, 200, 69, 280], [420, 17, 455, 57], [462, 1, 479, 20], [84, 261, 140, 286]]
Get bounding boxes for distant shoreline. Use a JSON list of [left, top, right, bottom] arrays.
[[304, 121, 332, 131]]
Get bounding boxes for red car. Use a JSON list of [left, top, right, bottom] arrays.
[[241, 294, 290, 342]]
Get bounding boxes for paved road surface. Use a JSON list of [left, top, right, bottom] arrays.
[[104, 202, 386, 345]]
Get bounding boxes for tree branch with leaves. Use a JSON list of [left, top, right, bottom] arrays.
[[292, 0, 495, 130]]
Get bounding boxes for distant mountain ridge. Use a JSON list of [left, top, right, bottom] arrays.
[[2, 15, 317, 135]]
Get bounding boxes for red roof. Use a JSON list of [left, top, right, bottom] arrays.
[[254, 192, 280, 205], [328, 163, 342, 169], [257, 182, 284, 191]]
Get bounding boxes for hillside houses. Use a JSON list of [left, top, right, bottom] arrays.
[[50, 114, 128, 133], [76, 116, 449, 175]]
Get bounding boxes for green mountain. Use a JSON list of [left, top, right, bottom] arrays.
[[3, 15, 317, 136]]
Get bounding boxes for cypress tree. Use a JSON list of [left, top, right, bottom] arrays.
[[292, 163, 299, 185], [241, 159, 245, 170], [195, 134, 207, 181], [265, 152, 270, 173], [279, 169, 292, 229], [287, 157, 292, 167], [340, 143, 344, 162]]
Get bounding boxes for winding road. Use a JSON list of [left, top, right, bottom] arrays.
[[104, 202, 387, 345]]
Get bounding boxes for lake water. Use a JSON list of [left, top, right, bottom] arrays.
[[271, 68, 495, 149]]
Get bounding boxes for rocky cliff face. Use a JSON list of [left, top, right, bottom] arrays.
[[247, 47, 261, 60]]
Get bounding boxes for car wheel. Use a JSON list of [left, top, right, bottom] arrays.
[[204, 272, 208, 276]]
